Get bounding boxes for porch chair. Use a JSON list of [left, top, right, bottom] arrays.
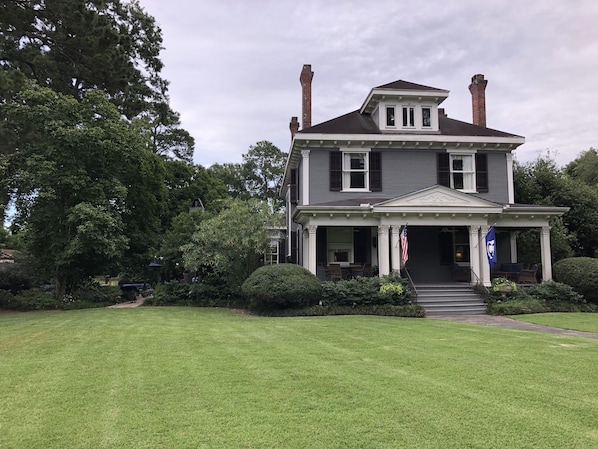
[[352, 263, 371, 278], [450, 263, 471, 282], [328, 263, 343, 282], [518, 264, 538, 284]]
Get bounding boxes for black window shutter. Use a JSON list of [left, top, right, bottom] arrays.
[[290, 231, 298, 264], [330, 151, 342, 191], [437, 153, 450, 187], [290, 168, 298, 203], [476, 153, 488, 192], [370, 152, 382, 192]]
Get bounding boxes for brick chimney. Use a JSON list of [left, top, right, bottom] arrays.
[[300, 64, 314, 129], [468, 74, 487, 127], [289, 116, 299, 139]]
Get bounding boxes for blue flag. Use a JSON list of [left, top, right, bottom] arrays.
[[485, 226, 497, 270]]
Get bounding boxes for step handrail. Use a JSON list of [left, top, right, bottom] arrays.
[[401, 267, 418, 304]]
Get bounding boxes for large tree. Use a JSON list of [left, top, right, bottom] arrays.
[[4, 84, 163, 297], [514, 155, 598, 259], [0, 0, 193, 220], [209, 141, 287, 213]]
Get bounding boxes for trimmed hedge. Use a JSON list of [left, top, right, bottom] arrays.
[[242, 264, 322, 311], [0, 285, 122, 311], [321, 273, 412, 307], [553, 257, 598, 304], [253, 304, 425, 318]]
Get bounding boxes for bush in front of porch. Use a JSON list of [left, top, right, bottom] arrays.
[[478, 280, 597, 315]]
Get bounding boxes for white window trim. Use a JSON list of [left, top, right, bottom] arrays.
[[341, 149, 371, 192], [385, 105, 396, 129], [447, 150, 477, 193], [402, 105, 415, 128]]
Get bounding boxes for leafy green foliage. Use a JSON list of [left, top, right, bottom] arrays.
[[4, 85, 160, 296], [0, 263, 35, 294], [553, 257, 598, 304], [182, 199, 273, 291], [321, 274, 412, 307], [242, 264, 322, 310], [209, 141, 287, 213], [255, 304, 425, 317], [526, 280, 585, 305], [514, 155, 598, 258]]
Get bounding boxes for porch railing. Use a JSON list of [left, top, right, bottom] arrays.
[[401, 267, 418, 304], [469, 267, 490, 295]]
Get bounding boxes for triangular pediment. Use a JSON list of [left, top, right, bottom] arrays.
[[374, 185, 503, 209]]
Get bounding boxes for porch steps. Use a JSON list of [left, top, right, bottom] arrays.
[[414, 283, 487, 316]]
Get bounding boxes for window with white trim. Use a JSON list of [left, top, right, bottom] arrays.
[[422, 107, 431, 127], [343, 152, 368, 190], [450, 154, 476, 191], [386, 106, 395, 127], [402, 106, 415, 127]]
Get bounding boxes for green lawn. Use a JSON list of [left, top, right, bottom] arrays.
[[512, 312, 598, 333], [1, 308, 597, 449]]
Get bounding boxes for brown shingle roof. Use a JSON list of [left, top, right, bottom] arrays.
[[299, 110, 522, 138], [375, 80, 445, 91]]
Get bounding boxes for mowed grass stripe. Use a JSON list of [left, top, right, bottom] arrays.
[[1, 308, 597, 448]]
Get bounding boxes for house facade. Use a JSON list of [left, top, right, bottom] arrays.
[[282, 65, 567, 285]]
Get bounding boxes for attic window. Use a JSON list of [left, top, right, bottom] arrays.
[[422, 108, 431, 127], [386, 106, 395, 127], [402, 107, 414, 127]]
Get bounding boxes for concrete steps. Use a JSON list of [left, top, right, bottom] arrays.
[[414, 283, 487, 316]]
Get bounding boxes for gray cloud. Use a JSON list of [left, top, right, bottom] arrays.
[[140, 0, 598, 167]]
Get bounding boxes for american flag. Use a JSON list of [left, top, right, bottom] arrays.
[[401, 226, 409, 264]]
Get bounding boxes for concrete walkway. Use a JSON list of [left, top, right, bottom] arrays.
[[107, 295, 148, 308], [430, 315, 598, 339]]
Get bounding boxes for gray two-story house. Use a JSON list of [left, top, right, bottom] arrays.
[[282, 65, 567, 286]]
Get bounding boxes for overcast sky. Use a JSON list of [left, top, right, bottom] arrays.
[[138, 0, 598, 168]]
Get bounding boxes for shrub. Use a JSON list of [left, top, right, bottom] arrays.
[[150, 281, 192, 306], [254, 304, 425, 318], [321, 273, 412, 307], [553, 257, 598, 303], [0, 263, 35, 294], [526, 280, 585, 305], [242, 264, 322, 311], [488, 298, 547, 315]]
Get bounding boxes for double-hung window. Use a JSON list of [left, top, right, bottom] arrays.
[[343, 152, 368, 190], [330, 151, 382, 192], [422, 107, 431, 127], [438, 152, 488, 193], [450, 154, 475, 191]]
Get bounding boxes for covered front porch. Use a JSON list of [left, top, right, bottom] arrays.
[[294, 186, 568, 286]]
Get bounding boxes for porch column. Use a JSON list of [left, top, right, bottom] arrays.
[[506, 152, 515, 204], [480, 226, 490, 286], [390, 225, 402, 272], [301, 150, 310, 205], [307, 225, 317, 275], [540, 225, 552, 281], [302, 227, 308, 269], [510, 231, 518, 263], [378, 225, 390, 276]]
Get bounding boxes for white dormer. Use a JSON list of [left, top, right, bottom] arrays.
[[361, 80, 449, 133]]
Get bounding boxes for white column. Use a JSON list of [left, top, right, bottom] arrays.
[[390, 225, 402, 272], [301, 227, 308, 269], [307, 225, 318, 275], [472, 225, 485, 285], [506, 152, 515, 204], [510, 231, 518, 263], [378, 225, 390, 276], [540, 225, 552, 281], [301, 150, 310, 206]]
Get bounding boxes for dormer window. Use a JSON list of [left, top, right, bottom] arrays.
[[422, 108, 431, 127], [386, 106, 395, 127], [402, 107, 415, 127]]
